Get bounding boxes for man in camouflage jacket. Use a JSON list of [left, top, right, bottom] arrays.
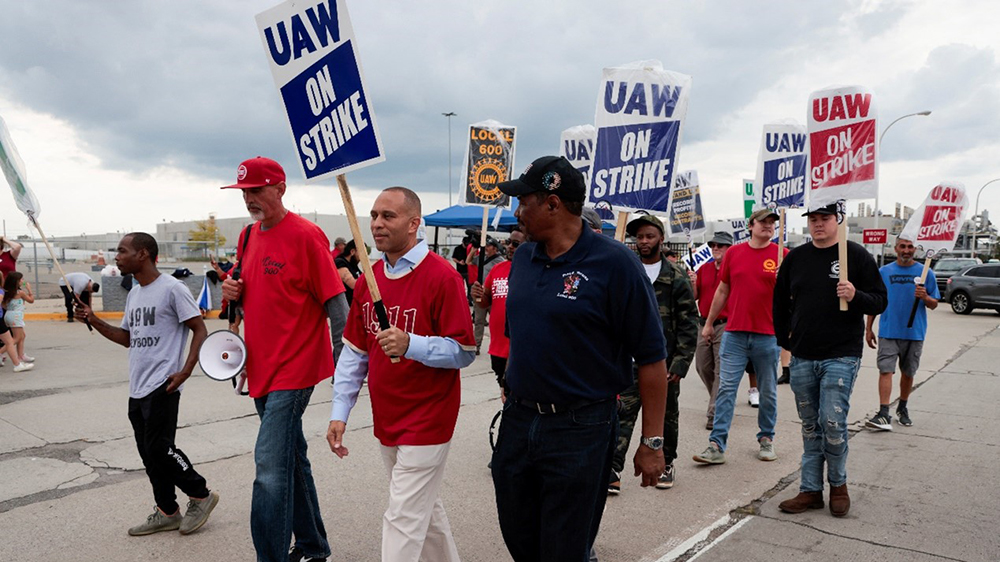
[[608, 215, 700, 494]]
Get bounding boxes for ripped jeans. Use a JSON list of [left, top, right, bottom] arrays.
[[789, 356, 860, 492]]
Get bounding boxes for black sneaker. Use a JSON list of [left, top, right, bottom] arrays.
[[607, 470, 621, 495], [865, 414, 892, 431], [897, 407, 912, 427], [776, 372, 790, 384], [656, 464, 675, 489], [289, 546, 327, 562]]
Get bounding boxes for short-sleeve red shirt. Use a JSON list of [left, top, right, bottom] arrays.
[[484, 260, 511, 358], [695, 261, 727, 321], [238, 213, 345, 397], [718, 242, 787, 335], [343, 251, 475, 446]]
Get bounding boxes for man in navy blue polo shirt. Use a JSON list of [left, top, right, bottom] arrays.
[[491, 155, 669, 562]]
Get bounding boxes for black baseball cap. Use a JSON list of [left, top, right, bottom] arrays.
[[498, 156, 586, 202], [802, 203, 839, 217]]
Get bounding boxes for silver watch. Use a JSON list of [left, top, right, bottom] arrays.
[[640, 436, 664, 450]]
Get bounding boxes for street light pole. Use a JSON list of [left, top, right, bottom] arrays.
[[442, 112, 456, 208], [973, 178, 1000, 257], [875, 110, 932, 265]]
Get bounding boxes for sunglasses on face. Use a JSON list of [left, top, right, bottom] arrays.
[[708, 243, 731, 249], [507, 240, 520, 248]]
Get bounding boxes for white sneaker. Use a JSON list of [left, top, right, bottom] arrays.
[[13, 362, 34, 373], [748, 388, 760, 408], [20, 355, 35, 362]]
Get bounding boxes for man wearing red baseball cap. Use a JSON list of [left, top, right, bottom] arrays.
[[221, 156, 350, 562]]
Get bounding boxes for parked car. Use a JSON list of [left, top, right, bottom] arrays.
[[933, 258, 981, 299], [945, 264, 1000, 314]]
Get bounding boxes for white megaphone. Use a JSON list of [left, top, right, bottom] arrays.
[[198, 330, 247, 381]]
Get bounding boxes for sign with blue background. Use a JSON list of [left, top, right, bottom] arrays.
[[755, 122, 807, 209], [256, 0, 384, 181], [589, 61, 691, 214]]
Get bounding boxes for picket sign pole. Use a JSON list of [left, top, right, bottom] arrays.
[[906, 258, 932, 328], [778, 209, 786, 268], [615, 211, 629, 242], [839, 221, 849, 311], [477, 207, 489, 301], [30, 217, 93, 332], [336, 174, 399, 363]]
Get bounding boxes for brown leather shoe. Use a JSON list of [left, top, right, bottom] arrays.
[[829, 484, 850, 517], [778, 491, 824, 513]]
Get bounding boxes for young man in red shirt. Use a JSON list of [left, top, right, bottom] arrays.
[[690, 231, 733, 430], [220, 157, 349, 562], [472, 230, 525, 396], [695, 208, 787, 465], [327, 187, 476, 562]]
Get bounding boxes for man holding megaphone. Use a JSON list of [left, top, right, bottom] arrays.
[[75, 232, 218, 537]]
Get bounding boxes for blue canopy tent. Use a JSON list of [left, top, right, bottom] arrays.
[[424, 203, 519, 253]]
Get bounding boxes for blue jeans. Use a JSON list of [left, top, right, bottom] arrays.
[[251, 387, 329, 562], [789, 356, 860, 492], [710, 331, 779, 451], [492, 398, 617, 562]]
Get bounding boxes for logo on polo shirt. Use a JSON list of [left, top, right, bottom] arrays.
[[829, 260, 840, 279], [558, 270, 589, 300]]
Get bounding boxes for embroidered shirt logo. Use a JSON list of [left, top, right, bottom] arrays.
[[262, 256, 286, 275], [558, 270, 589, 300], [829, 260, 840, 279]]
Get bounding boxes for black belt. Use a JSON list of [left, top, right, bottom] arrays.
[[701, 317, 727, 327], [510, 395, 613, 415]]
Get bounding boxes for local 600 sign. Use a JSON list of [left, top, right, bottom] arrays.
[[256, 0, 384, 181]]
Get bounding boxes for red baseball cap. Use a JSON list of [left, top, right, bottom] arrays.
[[221, 157, 286, 189]]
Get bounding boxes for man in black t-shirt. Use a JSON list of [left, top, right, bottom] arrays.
[[773, 202, 886, 518], [334, 240, 361, 304]]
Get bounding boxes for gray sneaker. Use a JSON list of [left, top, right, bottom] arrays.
[[179, 491, 219, 535], [758, 437, 777, 461], [128, 507, 182, 536], [693, 443, 725, 464]]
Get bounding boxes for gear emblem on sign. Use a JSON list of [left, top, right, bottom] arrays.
[[469, 157, 507, 203]]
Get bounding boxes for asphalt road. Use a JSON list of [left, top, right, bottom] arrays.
[[0, 307, 997, 561]]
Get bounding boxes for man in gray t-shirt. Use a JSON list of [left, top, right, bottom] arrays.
[[76, 232, 218, 537]]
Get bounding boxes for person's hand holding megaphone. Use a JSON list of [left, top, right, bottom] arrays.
[[327, 421, 349, 458]]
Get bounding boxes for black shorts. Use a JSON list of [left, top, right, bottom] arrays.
[[0, 320, 9, 336]]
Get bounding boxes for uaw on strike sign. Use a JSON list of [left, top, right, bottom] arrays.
[[256, 0, 384, 180], [464, 120, 515, 206], [589, 61, 691, 213], [900, 182, 970, 257], [756, 121, 807, 209], [807, 86, 878, 208]]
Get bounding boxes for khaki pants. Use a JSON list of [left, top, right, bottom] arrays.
[[473, 304, 489, 350], [380, 443, 460, 562], [696, 320, 725, 420]]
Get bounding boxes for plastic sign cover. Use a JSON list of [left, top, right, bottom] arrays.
[[756, 121, 807, 209], [899, 182, 970, 258], [589, 61, 691, 213], [807, 86, 878, 208], [256, 0, 385, 181], [0, 115, 40, 219], [463, 120, 515, 207]]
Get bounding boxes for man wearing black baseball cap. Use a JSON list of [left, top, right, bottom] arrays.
[[490, 156, 669, 560]]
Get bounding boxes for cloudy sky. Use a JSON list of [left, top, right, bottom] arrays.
[[1, 0, 998, 239]]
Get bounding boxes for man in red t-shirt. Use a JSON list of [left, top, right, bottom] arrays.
[[690, 230, 733, 430], [220, 157, 348, 562], [694, 209, 787, 466], [472, 230, 525, 395], [327, 187, 475, 562]]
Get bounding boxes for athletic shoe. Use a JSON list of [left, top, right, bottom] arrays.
[[20, 355, 34, 362], [748, 388, 760, 408], [693, 443, 725, 464], [866, 414, 893, 431], [0, 355, 5, 367], [13, 362, 33, 373], [607, 470, 621, 495], [758, 437, 777, 461], [288, 546, 328, 562], [128, 507, 182, 536], [179, 490, 219, 535], [705, 418, 713, 430], [656, 464, 675, 489], [897, 407, 913, 427]]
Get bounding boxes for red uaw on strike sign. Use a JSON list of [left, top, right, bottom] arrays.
[[807, 85, 878, 208], [899, 182, 970, 257]]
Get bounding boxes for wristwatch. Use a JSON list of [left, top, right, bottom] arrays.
[[640, 436, 664, 450]]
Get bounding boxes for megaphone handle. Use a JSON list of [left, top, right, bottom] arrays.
[[373, 300, 401, 364], [228, 270, 241, 324]]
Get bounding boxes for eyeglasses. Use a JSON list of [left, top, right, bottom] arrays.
[[507, 240, 520, 248]]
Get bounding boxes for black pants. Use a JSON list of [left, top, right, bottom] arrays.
[[128, 381, 209, 514], [490, 355, 508, 390], [61, 287, 90, 321]]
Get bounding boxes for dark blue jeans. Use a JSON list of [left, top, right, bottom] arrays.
[[492, 398, 617, 562], [251, 387, 329, 562]]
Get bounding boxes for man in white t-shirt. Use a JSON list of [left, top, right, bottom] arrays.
[[75, 232, 217, 537], [59, 271, 99, 323]]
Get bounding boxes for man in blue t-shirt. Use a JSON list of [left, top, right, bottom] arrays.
[[864, 235, 939, 431]]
